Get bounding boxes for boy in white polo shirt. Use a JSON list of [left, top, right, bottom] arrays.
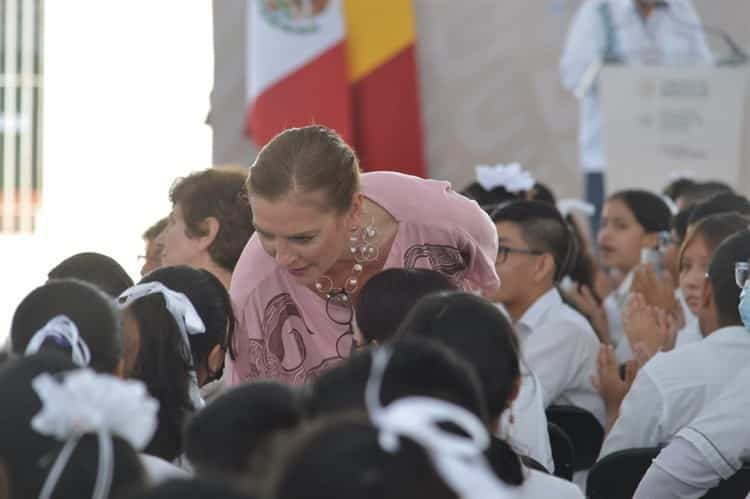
[[489, 200, 605, 427]]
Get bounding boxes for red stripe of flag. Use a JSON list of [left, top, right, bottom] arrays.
[[246, 42, 353, 148]]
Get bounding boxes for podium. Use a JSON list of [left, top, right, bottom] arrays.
[[600, 64, 750, 194]]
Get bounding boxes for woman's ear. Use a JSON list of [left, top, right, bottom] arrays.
[[348, 193, 364, 229]]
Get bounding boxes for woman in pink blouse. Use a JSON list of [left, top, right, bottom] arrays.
[[227, 125, 499, 386]]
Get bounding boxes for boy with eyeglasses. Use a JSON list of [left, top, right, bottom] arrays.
[[489, 201, 605, 427]]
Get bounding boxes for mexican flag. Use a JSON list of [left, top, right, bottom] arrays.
[[246, 0, 425, 177]]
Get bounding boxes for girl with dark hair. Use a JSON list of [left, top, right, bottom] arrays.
[[570, 189, 672, 362], [353, 268, 456, 347], [118, 276, 213, 464], [394, 292, 584, 497], [140, 265, 236, 397], [272, 416, 461, 499], [0, 353, 154, 499], [11, 278, 123, 374], [185, 381, 303, 493]]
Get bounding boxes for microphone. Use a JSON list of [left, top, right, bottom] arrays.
[[660, 2, 749, 65]]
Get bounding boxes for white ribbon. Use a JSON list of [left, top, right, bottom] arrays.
[[365, 347, 511, 499], [661, 195, 679, 216], [25, 315, 91, 367], [31, 370, 159, 499], [117, 282, 206, 409], [557, 198, 596, 217], [475, 163, 535, 193]]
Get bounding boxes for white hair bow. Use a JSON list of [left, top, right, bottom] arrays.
[[32, 370, 159, 499], [557, 198, 596, 217], [365, 347, 511, 499], [117, 282, 206, 409], [475, 163, 535, 193], [25, 315, 91, 367]]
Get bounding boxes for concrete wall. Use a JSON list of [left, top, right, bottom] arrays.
[[211, 0, 750, 198]]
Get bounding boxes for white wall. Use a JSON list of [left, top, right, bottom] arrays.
[[0, 1, 214, 340]]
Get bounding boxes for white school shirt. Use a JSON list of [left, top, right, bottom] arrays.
[[600, 325, 750, 459], [560, 0, 712, 172], [515, 288, 606, 427], [676, 365, 750, 480], [507, 468, 585, 499], [634, 437, 721, 499], [675, 314, 703, 349], [603, 272, 634, 363], [499, 369, 555, 473]]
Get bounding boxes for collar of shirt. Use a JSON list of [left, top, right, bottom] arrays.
[[516, 288, 563, 339], [702, 325, 750, 344], [613, 271, 634, 308]]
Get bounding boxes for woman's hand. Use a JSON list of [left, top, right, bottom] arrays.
[[566, 283, 611, 344]]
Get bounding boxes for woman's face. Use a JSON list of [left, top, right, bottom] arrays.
[[679, 234, 710, 315], [251, 190, 359, 286], [597, 199, 654, 272]]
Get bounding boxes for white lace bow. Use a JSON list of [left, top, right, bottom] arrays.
[[475, 163, 535, 193], [31, 369, 158, 499]]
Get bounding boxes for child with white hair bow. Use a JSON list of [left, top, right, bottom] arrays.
[[0, 353, 158, 499]]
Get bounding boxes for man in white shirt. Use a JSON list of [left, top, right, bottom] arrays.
[[600, 229, 750, 459], [489, 201, 605, 427], [559, 0, 711, 232]]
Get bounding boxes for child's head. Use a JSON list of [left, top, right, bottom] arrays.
[[394, 291, 520, 425], [305, 338, 487, 425], [48, 252, 134, 297], [117, 282, 205, 461], [489, 201, 576, 310], [354, 268, 455, 347], [185, 381, 302, 489], [701, 229, 750, 333], [0, 353, 150, 499], [687, 192, 750, 227], [272, 416, 458, 499], [678, 213, 750, 317], [598, 190, 671, 272], [11, 279, 122, 374], [140, 265, 236, 383]]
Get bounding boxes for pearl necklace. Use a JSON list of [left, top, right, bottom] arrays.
[[314, 215, 379, 305]]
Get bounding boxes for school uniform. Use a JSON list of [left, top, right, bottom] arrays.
[[500, 368, 555, 473], [600, 326, 750, 459], [516, 288, 606, 427], [603, 272, 633, 363]]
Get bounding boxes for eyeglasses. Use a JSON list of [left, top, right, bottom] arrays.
[[497, 244, 543, 264], [736, 262, 750, 289]]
